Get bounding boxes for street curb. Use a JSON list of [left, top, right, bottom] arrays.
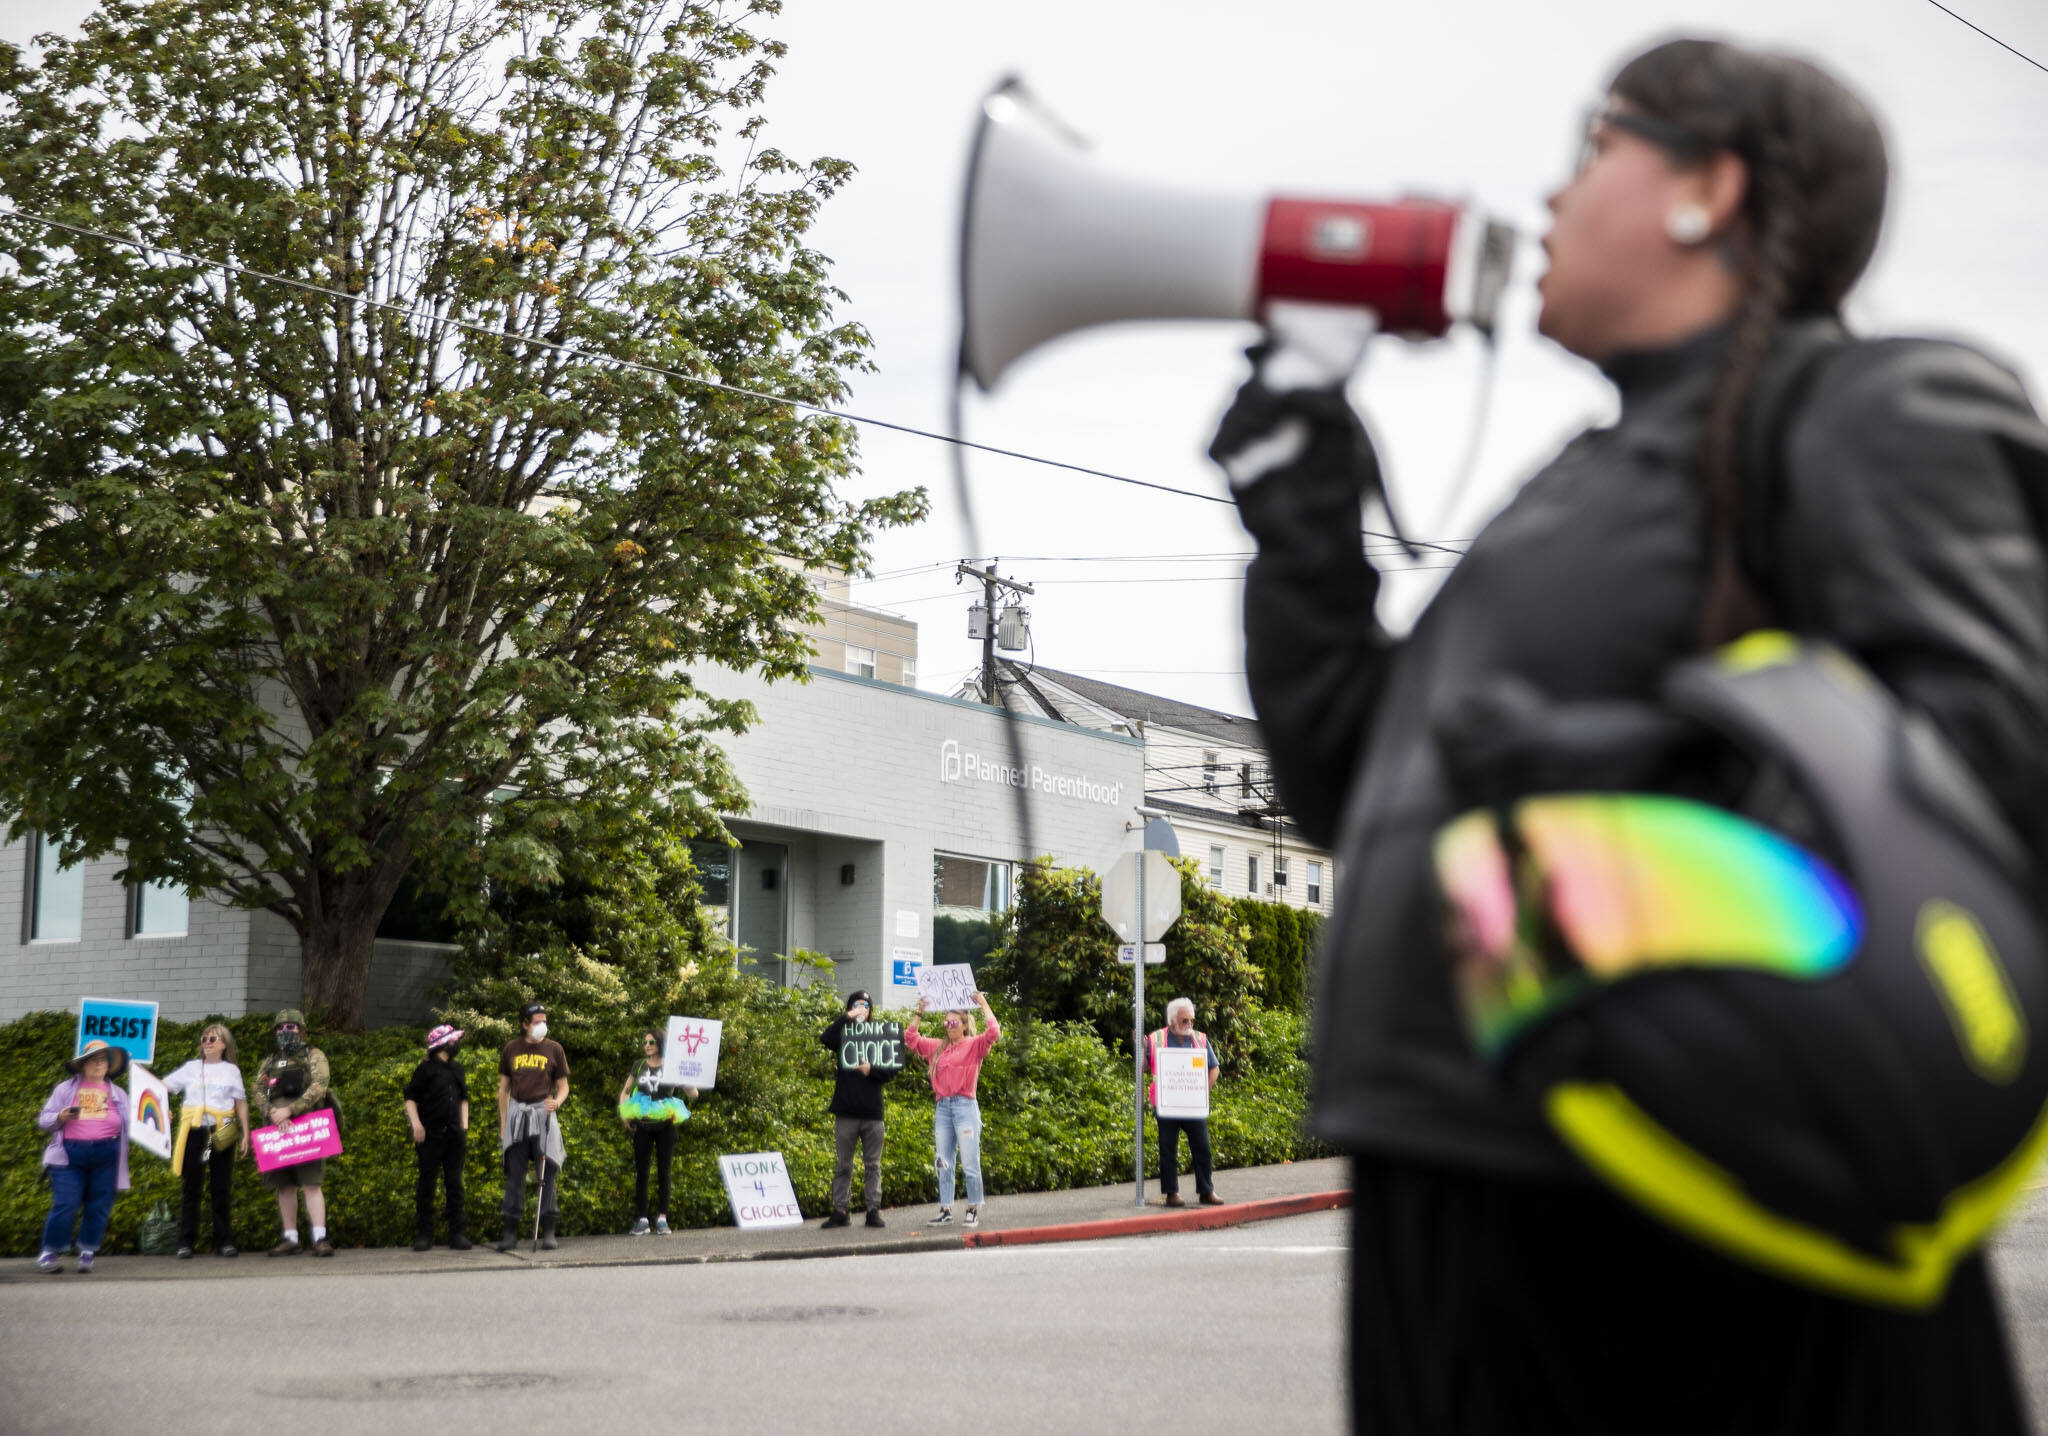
[[961, 1189, 1351, 1248], [514, 1233, 966, 1270]]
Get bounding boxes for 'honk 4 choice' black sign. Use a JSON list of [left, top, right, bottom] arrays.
[[838, 1020, 905, 1075]]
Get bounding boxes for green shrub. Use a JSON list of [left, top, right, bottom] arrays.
[[1237, 898, 1320, 1015], [981, 857, 1263, 1059]]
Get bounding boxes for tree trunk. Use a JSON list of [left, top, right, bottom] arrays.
[[298, 907, 383, 1031]]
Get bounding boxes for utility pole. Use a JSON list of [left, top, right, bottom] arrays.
[[956, 560, 1035, 706]]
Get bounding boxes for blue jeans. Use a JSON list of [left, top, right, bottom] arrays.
[[43, 1139, 120, 1254], [933, 1096, 983, 1208]]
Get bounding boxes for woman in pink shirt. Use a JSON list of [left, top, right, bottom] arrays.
[[35, 1039, 134, 1274], [905, 991, 1001, 1228]]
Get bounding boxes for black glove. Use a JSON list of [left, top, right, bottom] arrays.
[[1208, 343, 1375, 491]]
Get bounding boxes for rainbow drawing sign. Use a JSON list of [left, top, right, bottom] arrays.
[[250, 1111, 343, 1172], [126, 1063, 174, 1161]]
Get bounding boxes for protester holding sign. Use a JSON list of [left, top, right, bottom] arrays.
[[34, 1040, 133, 1273], [161, 1024, 250, 1258], [1146, 997, 1224, 1209], [252, 1009, 337, 1257], [906, 991, 1001, 1227], [820, 991, 898, 1230], [403, 1025, 472, 1252], [619, 1028, 697, 1236], [497, 1002, 570, 1252]]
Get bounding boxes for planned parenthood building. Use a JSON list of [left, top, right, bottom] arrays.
[[0, 665, 1146, 1025]]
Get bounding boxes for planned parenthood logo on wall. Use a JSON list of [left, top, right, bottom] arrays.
[[938, 739, 1123, 808]]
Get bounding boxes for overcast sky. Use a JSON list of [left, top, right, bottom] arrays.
[[6, 1, 2045, 714]]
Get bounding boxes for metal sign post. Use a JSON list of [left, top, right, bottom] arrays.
[[1133, 852, 1146, 1208], [1102, 829, 1182, 1208]]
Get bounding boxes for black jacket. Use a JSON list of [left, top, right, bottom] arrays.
[[1236, 321, 2048, 1177], [403, 1055, 468, 1136], [822, 1018, 894, 1121]]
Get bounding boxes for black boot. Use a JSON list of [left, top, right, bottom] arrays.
[[412, 1231, 433, 1252], [449, 1228, 472, 1251], [495, 1220, 522, 1253], [538, 1215, 557, 1251]]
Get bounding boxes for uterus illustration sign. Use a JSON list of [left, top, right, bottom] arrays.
[[661, 1015, 723, 1090]]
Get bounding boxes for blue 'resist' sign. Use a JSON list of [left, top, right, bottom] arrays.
[[76, 997, 160, 1065]]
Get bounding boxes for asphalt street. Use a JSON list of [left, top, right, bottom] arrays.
[[0, 1210, 1349, 1436], [13, 1193, 2048, 1435]]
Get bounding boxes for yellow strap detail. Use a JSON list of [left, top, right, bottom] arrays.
[[1546, 1080, 2048, 1309], [1715, 629, 1801, 673]]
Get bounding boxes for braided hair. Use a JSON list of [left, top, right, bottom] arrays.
[[1610, 40, 1888, 644]]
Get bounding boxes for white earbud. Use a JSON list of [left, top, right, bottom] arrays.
[[1667, 204, 1712, 246]]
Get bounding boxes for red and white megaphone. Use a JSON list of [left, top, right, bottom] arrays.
[[960, 78, 1517, 391]]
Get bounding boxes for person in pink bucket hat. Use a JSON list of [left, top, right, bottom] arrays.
[[402, 1024, 471, 1251], [34, 1039, 133, 1273]]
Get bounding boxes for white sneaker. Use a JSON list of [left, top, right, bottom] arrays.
[[932, 1207, 953, 1225], [653, 1216, 670, 1235], [964, 1207, 979, 1228], [629, 1217, 651, 1236]]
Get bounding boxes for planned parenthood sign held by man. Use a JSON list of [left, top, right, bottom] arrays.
[[916, 963, 979, 1012], [661, 1015, 722, 1090], [837, 1021, 905, 1075], [720, 1151, 804, 1229]]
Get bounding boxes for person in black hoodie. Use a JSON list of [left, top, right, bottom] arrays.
[[1215, 35, 2048, 1436], [403, 1025, 471, 1252], [819, 991, 894, 1229]]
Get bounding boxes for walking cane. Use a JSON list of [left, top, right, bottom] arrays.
[[531, 1108, 550, 1254]]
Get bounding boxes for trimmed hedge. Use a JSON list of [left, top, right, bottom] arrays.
[[1, 993, 1324, 1255], [1235, 898, 1324, 1016]]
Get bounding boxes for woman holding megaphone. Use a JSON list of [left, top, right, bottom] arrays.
[[1220, 35, 2048, 1436]]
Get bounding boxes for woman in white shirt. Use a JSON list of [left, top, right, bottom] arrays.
[[160, 1024, 250, 1259]]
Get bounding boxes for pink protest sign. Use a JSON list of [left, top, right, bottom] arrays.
[[250, 1111, 344, 1172]]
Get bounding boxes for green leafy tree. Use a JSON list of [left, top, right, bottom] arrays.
[[982, 856, 1262, 1058], [0, 0, 921, 1025]]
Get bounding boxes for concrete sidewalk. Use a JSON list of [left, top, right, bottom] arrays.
[[2, 1156, 1349, 1285]]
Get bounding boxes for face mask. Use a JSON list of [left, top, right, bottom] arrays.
[[529, 1022, 548, 1041], [275, 1029, 305, 1054]]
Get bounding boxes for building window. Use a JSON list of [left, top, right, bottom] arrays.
[[28, 832, 84, 941], [1248, 853, 1260, 896], [934, 852, 1012, 916], [844, 645, 876, 679], [1207, 845, 1225, 887], [1202, 751, 1220, 793], [901, 656, 916, 689], [132, 879, 188, 939], [934, 852, 1014, 970], [1307, 861, 1323, 905], [1240, 762, 1254, 799], [1274, 856, 1289, 890], [690, 839, 735, 941]]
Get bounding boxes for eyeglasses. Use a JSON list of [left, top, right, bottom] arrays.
[[1574, 104, 1713, 177], [202, 1035, 224, 1044], [275, 1024, 302, 1034]]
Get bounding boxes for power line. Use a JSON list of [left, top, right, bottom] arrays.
[[1924, 0, 2048, 74], [0, 202, 1477, 562]]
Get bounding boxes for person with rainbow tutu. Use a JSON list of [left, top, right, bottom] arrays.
[[618, 1028, 696, 1235]]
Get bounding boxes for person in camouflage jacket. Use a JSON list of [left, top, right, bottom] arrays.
[[252, 1009, 336, 1257]]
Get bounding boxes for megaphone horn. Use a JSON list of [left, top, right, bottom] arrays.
[[959, 79, 1516, 392]]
